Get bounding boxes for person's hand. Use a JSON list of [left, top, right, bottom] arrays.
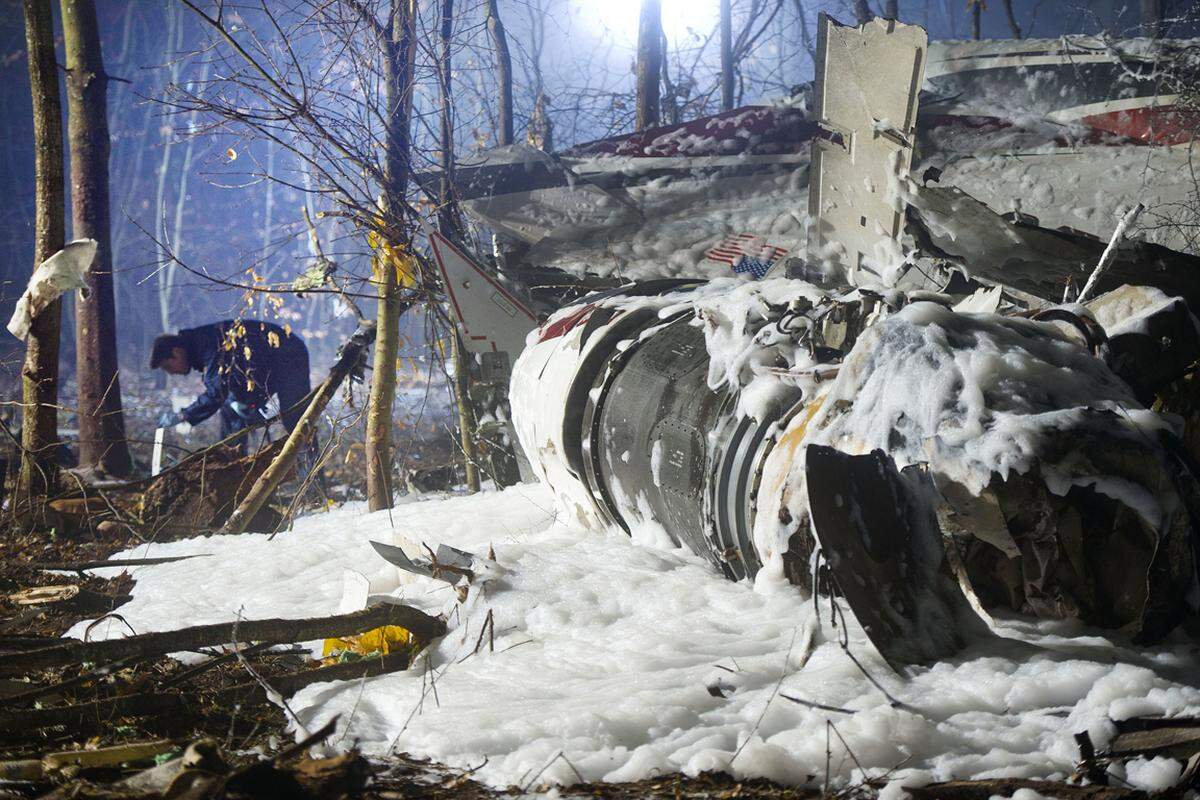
[[157, 410, 182, 428]]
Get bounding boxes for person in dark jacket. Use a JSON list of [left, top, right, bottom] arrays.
[[150, 319, 314, 458]]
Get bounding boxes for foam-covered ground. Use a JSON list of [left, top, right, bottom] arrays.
[[73, 485, 1200, 793]]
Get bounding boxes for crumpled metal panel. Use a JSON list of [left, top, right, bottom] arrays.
[[807, 15, 927, 282]]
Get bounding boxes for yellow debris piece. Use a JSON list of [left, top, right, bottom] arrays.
[[322, 624, 412, 658]]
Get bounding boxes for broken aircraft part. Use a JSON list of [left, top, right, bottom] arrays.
[[807, 15, 926, 281], [509, 281, 1200, 665], [431, 16, 1200, 670], [431, 33, 1196, 281], [804, 445, 991, 670]]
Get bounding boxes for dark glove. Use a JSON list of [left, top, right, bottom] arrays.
[[157, 410, 183, 428]]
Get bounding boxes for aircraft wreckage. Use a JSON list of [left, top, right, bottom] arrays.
[[395, 15, 1200, 671]]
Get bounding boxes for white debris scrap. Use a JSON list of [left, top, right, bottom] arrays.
[[7, 239, 97, 339]]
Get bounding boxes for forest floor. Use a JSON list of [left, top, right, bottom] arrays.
[[0, 494, 1182, 800], [0, 521, 827, 799]]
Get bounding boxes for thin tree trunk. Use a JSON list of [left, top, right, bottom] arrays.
[[660, 31, 679, 124], [62, 0, 132, 478], [438, 0, 480, 493], [449, 331, 479, 492], [1001, 0, 1021, 36], [166, 58, 211, 327], [793, 0, 816, 67], [972, 1, 981, 39], [636, 0, 663, 130], [155, 5, 182, 333], [854, 0, 872, 24], [720, 0, 733, 111], [365, 0, 418, 512], [260, 136, 276, 306], [19, 0, 65, 502], [485, 0, 513, 146], [884, 0, 898, 19], [1140, 0, 1162, 37]]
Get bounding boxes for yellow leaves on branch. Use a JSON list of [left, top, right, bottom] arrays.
[[367, 226, 418, 289]]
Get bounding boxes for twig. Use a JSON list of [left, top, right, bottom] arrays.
[[232, 610, 312, 738], [0, 654, 144, 708], [31, 555, 210, 574], [158, 640, 276, 690], [827, 720, 870, 784], [730, 626, 800, 766], [1076, 203, 1146, 303], [780, 694, 854, 715]]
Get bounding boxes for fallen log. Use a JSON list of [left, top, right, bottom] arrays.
[[0, 602, 444, 673], [0, 649, 412, 733]]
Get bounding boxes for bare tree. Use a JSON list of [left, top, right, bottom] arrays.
[[365, 0, 420, 511], [171, 0, 435, 511], [519, 0, 554, 149], [972, 0, 982, 39], [438, 0, 480, 493], [19, 0, 65, 502], [61, 0, 133, 479], [637, 0, 663, 129], [1002, 0, 1021, 37], [1141, 0, 1163, 37], [884, 0, 899, 19], [720, 0, 733, 110], [854, 0, 872, 24], [485, 0, 514, 146]]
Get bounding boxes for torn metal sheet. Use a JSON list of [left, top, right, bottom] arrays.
[[804, 445, 990, 670], [431, 231, 538, 359], [807, 15, 926, 281], [370, 540, 474, 586]]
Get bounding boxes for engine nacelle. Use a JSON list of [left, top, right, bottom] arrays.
[[510, 282, 797, 580]]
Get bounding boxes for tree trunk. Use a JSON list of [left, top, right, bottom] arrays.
[[636, 0, 663, 130], [365, 0, 418, 512], [438, 0, 480, 493], [61, 0, 132, 479], [19, 0, 65, 503], [449, 331, 480, 492], [1001, 0, 1021, 37], [154, 5, 182, 333], [485, 0, 513, 146], [720, 0, 733, 111], [884, 0, 899, 19], [854, 0, 872, 24], [972, 0, 981, 39], [1140, 0, 1162, 37]]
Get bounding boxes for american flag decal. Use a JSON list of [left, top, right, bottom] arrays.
[[705, 233, 789, 279]]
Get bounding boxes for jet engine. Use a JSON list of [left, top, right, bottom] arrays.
[[510, 280, 1200, 667]]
